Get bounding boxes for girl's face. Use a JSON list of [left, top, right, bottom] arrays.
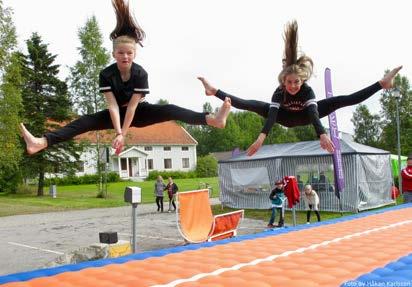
[[113, 42, 136, 71], [283, 73, 303, 95]]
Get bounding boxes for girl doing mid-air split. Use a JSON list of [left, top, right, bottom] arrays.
[[20, 0, 231, 155], [198, 20, 401, 156]]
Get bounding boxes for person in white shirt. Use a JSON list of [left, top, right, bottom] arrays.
[[303, 184, 321, 224]]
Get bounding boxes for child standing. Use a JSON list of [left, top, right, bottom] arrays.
[[154, 175, 166, 212], [165, 177, 178, 212], [268, 180, 285, 228], [303, 184, 321, 224]]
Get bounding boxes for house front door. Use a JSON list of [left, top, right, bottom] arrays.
[[128, 158, 133, 177]]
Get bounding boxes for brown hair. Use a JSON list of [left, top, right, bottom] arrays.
[[278, 20, 313, 85], [110, 0, 145, 47]]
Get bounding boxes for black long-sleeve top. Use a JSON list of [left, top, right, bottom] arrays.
[[261, 83, 326, 136]]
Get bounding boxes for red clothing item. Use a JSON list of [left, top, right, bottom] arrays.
[[401, 166, 412, 192], [283, 176, 300, 208]]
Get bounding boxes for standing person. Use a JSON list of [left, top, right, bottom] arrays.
[[20, 0, 231, 156], [154, 175, 166, 212], [401, 155, 412, 203], [198, 20, 401, 156], [165, 177, 178, 212], [303, 185, 321, 224], [268, 180, 285, 228]]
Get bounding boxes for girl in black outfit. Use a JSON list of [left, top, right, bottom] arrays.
[[20, 0, 231, 155], [198, 20, 401, 156]]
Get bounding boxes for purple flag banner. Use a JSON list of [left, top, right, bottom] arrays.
[[325, 68, 345, 196]]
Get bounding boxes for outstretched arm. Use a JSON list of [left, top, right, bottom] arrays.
[[104, 92, 129, 154], [247, 103, 279, 156], [306, 104, 335, 153], [114, 94, 143, 154]]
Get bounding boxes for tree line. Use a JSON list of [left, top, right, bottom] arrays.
[[0, 1, 410, 195]]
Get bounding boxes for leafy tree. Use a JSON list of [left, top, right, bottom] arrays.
[[0, 2, 23, 192], [68, 16, 110, 115], [203, 102, 213, 113], [67, 16, 110, 196], [196, 154, 218, 177], [0, 53, 23, 192], [156, 98, 169, 105], [0, 0, 16, 73], [351, 104, 381, 147], [379, 72, 412, 156], [20, 33, 81, 196], [289, 125, 318, 142]]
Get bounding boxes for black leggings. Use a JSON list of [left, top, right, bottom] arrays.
[[156, 196, 164, 212], [45, 102, 208, 146], [307, 205, 321, 222], [215, 82, 382, 128]]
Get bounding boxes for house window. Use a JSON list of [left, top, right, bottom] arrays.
[[148, 159, 153, 170], [164, 146, 171, 151], [181, 146, 189, 151], [164, 158, 172, 169], [182, 158, 190, 168], [120, 158, 128, 170], [144, 146, 153, 151]]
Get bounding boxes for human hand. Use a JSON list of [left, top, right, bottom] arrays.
[[112, 134, 125, 155], [246, 137, 264, 156], [319, 134, 335, 153]]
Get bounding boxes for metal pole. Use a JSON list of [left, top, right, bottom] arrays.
[[132, 203, 138, 253], [395, 98, 402, 195]]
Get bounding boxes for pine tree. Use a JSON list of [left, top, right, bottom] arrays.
[[20, 33, 81, 196]]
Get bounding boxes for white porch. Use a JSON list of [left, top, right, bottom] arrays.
[[114, 147, 148, 180]]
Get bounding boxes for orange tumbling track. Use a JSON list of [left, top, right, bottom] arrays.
[[2, 206, 412, 287]]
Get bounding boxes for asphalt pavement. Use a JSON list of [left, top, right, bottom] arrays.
[[0, 198, 266, 276]]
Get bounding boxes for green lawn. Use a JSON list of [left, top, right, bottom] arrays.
[[0, 177, 219, 217], [0, 178, 403, 222], [212, 196, 404, 225], [211, 205, 353, 225]]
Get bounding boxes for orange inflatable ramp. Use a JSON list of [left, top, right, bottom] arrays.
[[1, 204, 412, 287], [177, 189, 244, 242]]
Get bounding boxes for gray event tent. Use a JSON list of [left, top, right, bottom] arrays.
[[218, 139, 394, 212]]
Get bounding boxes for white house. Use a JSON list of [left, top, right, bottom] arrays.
[[74, 121, 198, 180]]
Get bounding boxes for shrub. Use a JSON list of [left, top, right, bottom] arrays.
[[147, 170, 197, 180], [196, 155, 218, 177], [0, 168, 22, 193], [44, 172, 122, 186]]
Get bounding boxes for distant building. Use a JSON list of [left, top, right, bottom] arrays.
[[54, 121, 198, 180]]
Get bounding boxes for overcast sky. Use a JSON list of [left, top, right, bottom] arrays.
[[4, 0, 411, 134]]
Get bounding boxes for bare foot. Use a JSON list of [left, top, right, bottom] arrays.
[[19, 123, 48, 155], [206, 97, 231, 128], [197, 77, 217, 96], [379, 66, 402, 89]]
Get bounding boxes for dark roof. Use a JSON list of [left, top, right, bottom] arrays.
[[219, 139, 390, 163]]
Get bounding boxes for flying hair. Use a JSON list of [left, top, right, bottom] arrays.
[[110, 0, 145, 47], [278, 20, 314, 84], [283, 20, 298, 67]]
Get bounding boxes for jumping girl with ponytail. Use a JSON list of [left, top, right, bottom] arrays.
[[198, 20, 401, 156], [20, 0, 231, 155]]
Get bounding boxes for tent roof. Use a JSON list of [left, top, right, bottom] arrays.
[[219, 139, 390, 163]]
